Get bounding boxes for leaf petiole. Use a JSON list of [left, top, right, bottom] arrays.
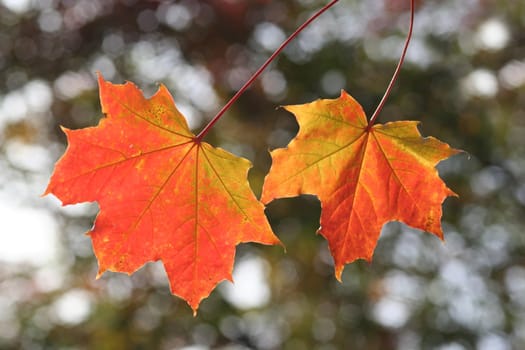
[[195, 0, 340, 141], [367, 0, 415, 130]]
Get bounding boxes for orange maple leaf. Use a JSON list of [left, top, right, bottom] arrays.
[[45, 75, 280, 313], [261, 91, 459, 280]]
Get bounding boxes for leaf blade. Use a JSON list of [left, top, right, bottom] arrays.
[[46, 75, 280, 313], [262, 90, 459, 280]]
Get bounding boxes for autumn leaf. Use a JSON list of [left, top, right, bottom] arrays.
[[261, 91, 459, 280], [45, 75, 280, 314]]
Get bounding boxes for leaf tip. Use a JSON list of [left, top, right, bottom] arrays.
[[278, 240, 287, 252], [448, 188, 459, 198], [96, 71, 105, 84], [435, 228, 445, 241], [41, 186, 51, 198], [187, 299, 202, 317], [334, 265, 344, 282], [95, 269, 106, 280]]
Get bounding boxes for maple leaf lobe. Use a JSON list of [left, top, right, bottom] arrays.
[[262, 90, 459, 280], [45, 75, 280, 313]]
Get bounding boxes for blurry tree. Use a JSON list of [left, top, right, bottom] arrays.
[[0, 0, 524, 349]]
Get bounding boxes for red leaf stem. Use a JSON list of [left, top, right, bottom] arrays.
[[367, 0, 415, 130], [195, 0, 340, 141]]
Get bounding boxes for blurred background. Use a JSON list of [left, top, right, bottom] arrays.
[[0, 0, 524, 349]]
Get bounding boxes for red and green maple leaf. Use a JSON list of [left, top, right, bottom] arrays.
[[261, 91, 460, 280], [45, 75, 280, 313]]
